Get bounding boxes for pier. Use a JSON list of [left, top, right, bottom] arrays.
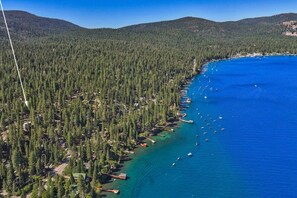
[[106, 173, 127, 180], [146, 137, 156, 144], [102, 189, 120, 194], [179, 118, 194, 124], [98, 187, 120, 194]]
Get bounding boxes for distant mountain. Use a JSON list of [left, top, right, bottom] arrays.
[[1, 11, 297, 40], [122, 13, 297, 37], [0, 10, 81, 39], [237, 13, 297, 25], [121, 17, 217, 31]]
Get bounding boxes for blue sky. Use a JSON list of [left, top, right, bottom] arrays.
[[2, 0, 297, 28]]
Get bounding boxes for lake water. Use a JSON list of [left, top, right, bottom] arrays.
[[109, 56, 297, 198]]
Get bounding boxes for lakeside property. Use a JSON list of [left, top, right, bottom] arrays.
[[100, 52, 297, 196], [106, 56, 297, 198], [1, 9, 297, 197]]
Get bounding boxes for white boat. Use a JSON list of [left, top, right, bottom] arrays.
[[186, 98, 192, 104], [188, 152, 193, 157]]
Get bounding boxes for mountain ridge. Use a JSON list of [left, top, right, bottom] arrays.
[[1, 10, 297, 39], [0, 10, 81, 39]]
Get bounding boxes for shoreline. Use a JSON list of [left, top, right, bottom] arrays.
[[101, 52, 296, 196], [204, 52, 297, 67]]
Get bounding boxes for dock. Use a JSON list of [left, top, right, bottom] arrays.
[[182, 113, 187, 117], [102, 189, 120, 194], [98, 187, 120, 194], [109, 173, 127, 180], [179, 118, 194, 124], [146, 137, 156, 144]]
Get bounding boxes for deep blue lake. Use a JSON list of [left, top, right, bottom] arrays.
[[109, 56, 297, 198]]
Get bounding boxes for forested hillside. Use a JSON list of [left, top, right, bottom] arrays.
[[0, 11, 81, 39], [0, 11, 297, 197]]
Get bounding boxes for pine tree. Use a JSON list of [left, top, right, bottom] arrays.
[[77, 175, 85, 198], [28, 152, 36, 176]]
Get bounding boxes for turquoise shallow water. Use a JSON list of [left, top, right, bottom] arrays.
[[109, 56, 297, 198]]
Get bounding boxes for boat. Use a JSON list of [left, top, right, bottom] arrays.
[[177, 157, 181, 161], [172, 163, 176, 167], [195, 142, 199, 146], [205, 138, 209, 142], [187, 152, 193, 157], [186, 98, 192, 104], [221, 128, 225, 131], [219, 116, 223, 120]]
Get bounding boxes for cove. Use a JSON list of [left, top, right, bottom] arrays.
[[109, 56, 297, 198]]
